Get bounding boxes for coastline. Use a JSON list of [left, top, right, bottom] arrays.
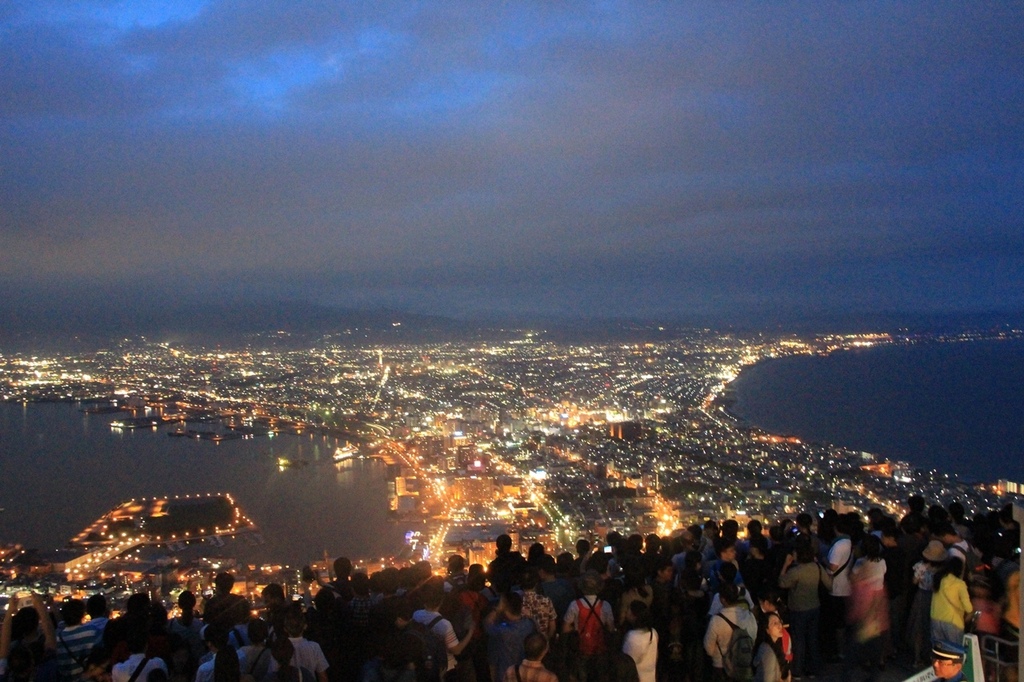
[[0, 402, 404, 564], [725, 338, 1024, 484]]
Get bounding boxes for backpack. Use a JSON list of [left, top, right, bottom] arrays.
[[949, 542, 981, 579], [405, 617, 448, 682], [716, 614, 754, 681], [575, 598, 607, 656]]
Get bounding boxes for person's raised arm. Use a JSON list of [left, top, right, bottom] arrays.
[[1, 596, 16, 659], [33, 594, 56, 651]]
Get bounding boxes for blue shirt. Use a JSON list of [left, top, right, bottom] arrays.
[[486, 618, 536, 681]]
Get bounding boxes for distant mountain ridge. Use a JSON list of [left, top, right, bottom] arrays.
[[1, 295, 1022, 352]]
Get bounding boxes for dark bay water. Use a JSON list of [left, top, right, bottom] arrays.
[[730, 339, 1024, 483], [0, 403, 403, 564]]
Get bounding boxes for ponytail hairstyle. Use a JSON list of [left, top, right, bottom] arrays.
[[213, 647, 240, 682]]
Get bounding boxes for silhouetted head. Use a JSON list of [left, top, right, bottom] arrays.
[[447, 555, 466, 574], [61, 598, 87, 627], [86, 594, 107, 619], [333, 557, 352, 580], [214, 572, 235, 595]]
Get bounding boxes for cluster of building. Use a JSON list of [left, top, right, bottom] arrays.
[[2, 327, 1023, 607]]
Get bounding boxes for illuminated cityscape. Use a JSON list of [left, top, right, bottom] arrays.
[[2, 327, 1021, 603], [2, 5, 1022, 680]]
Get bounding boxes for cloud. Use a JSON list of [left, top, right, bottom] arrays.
[[1, 1, 1022, 323]]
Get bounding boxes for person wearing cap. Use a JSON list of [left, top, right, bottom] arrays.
[[931, 640, 966, 682]]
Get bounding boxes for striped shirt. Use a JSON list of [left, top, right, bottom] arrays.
[[56, 623, 102, 682]]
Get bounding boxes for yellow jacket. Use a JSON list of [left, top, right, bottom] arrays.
[[930, 573, 973, 630]]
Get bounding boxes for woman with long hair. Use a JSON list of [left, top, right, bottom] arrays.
[[213, 646, 240, 682], [753, 612, 790, 682], [622, 601, 658, 682]]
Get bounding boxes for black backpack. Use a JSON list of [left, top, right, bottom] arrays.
[[405, 617, 448, 682]]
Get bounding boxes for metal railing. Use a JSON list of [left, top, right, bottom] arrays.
[[979, 633, 1018, 682]]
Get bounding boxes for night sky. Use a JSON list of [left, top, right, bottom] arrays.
[[2, 2, 1023, 323]]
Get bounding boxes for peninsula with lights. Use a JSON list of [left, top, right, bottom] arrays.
[[59, 494, 258, 579], [2, 326, 1024, 601]]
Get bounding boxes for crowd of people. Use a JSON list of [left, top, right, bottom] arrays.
[[1, 496, 1020, 682]]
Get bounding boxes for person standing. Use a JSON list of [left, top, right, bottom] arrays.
[[823, 516, 853, 661], [777, 539, 829, 678], [413, 579, 475, 680], [703, 583, 757, 682], [908, 541, 946, 667], [266, 606, 328, 682], [930, 641, 967, 682], [562, 572, 615, 682], [752, 613, 790, 682], [501, 633, 556, 682], [111, 629, 167, 682], [56, 599, 102, 682], [930, 558, 973, 647], [843, 536, 887, 682], [485, 593, 536, 682], [621, 602, 657, 682]]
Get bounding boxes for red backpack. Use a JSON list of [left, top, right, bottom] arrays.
[[575, 597, 607, 656]]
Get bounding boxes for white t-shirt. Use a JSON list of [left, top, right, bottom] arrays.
[[266, 638, 329, 677], [195, 658, 216, 682], [828, 537, 853, 597], [111, 654, 168, 682], [197, 649, 246, 682], [623, 629, 658, 682]]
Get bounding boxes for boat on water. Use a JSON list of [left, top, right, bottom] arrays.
[[333, 442, 359, 462], [167, 429, 243, 442], [82, 405, 128, 414], [111, 417, 163, 429]]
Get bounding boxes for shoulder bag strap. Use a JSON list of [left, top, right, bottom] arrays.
[[127, 657, 151, 682], [249, 645, 269, 674], [831, 540, 853, 577], [715, 613, 737, 657], [58, 632, 89, 668]]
